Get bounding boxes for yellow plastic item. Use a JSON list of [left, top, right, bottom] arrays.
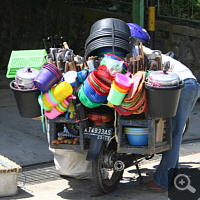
[[42, 92, 54, 110], [107, 101, 114, 108], [112, 83, 128, 93], [51, 81, 73, 102]]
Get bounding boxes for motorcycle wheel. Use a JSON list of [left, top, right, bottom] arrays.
[[92, 142, 123, 194]]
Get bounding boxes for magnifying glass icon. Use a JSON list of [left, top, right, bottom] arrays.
[[174, 174, 196, 193]]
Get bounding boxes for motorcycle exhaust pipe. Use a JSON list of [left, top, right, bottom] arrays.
[[114, 160, 125, 171]]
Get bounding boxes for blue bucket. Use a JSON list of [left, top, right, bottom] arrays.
[[125, 127, 148, 146]]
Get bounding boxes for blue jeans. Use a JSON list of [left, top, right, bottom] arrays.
[[153, 78, 200, 189]]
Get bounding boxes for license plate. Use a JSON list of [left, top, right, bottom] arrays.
[[84, 127, 113, 141]]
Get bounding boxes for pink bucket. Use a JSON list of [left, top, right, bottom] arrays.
[[115, 73, 133, 88]]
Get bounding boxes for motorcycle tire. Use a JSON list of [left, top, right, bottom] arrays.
[[92, 144, 123, 194]]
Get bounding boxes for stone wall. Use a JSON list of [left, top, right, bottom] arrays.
[[1, 1, 200, 81], [155, 21, 200, 81]]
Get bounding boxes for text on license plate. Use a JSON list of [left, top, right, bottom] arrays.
[[84, 127, 113, 141]]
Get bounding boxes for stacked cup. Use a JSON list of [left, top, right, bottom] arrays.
[[124, 127, 149, 146], [44, 95, 74, 119], [38, 81, 73, 119], [107, 73, 133, 105]]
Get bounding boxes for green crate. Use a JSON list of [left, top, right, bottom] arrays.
[[6, 49, 47, 78]]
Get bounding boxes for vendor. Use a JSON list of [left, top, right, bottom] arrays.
[[127, 23, 200, 192]]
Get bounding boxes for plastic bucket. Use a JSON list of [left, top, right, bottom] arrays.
[[10, 80, 41, 118], [145, 81, 185, 118], [107, 85, 126, 105], [34, 66, 60, 93], [51, 81, 73, 103]]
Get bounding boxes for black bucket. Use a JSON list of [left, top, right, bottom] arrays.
[[10, 80, 41, 118], [85, 18, 132, 59], [145, 81, 185, 118], [86, 18, 131, 46], [85, 37, 132, 59]]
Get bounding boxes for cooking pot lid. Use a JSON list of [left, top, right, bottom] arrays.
[[148, 70, 180, 83], [16, 68, 39, 80]]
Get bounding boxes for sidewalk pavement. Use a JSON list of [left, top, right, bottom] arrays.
[[2, 145, 200, 200], [0, 70, 200, 199]]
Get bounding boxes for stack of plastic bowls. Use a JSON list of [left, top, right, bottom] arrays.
[[78, 84, 103, 108], [83, 77, 107, 103], [34, 62, 63, 93], [78, 69, 112, 108], [85, 18, 132, 59], [107, 73, 133, 106], [124, 127, 149, 146], [43, 95, 74, 119]]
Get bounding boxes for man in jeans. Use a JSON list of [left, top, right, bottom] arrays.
[[135, 45, 200, 192], [127, 22, 200, 192]]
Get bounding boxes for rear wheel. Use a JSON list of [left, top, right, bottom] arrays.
[[92, 142, 123, 194]]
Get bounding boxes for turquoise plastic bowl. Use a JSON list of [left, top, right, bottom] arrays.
[[126, 134, 148, 146]]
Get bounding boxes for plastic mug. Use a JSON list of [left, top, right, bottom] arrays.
[[115, 73, 133, 88], [107, 85, 126, 105]]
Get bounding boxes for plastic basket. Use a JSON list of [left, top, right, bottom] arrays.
[[6, 49, 47, 78]]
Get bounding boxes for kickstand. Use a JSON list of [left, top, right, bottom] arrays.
[[134, 155, 144, 184]]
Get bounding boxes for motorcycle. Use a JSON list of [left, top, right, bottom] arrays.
[[45, 40, 189, 193]]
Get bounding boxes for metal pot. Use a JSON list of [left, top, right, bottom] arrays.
[[15, 68, 39, 89], [148, 70, 180, 87]]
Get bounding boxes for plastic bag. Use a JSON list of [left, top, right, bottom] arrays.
[[49, 148, 92, 180]]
